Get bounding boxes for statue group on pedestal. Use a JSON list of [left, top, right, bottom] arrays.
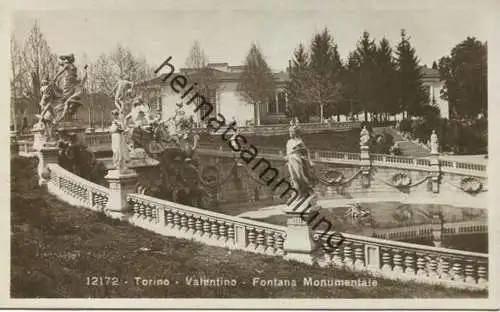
[[34, 53, 88, 143]]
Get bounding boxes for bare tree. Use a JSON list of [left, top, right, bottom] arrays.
[[10, 34, 24, 131], [20, 22, 58, 110], [185, 40, 219, 124]]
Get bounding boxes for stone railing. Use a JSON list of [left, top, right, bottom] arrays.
[[127, 193, 287, 256], [46, 164, 110, 212], [371, 220, 488, 241], [41, 161, 489, 290], [196, 143, 487, 177], [315, 230, 488, 290], [200, 121, 361, 136]]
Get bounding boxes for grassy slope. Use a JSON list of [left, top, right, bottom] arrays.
[[200, 129, 361, 152], [10, 157, 487, 298]]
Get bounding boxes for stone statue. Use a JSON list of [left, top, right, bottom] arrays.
[[430, 130, 439, 154], [34, 80, 56, 142], [110, 109, 129, 170], [360, 125, 370, 147], [113, 76, 134, 114], [52, 54, 88, 122], [285, 123, 317, 200]]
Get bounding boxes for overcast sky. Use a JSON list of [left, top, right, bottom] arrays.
[[11, 0, 497, 72]]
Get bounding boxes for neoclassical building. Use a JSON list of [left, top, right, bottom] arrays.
[[140, 62, 448, 126]]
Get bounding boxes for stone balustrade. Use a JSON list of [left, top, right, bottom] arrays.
[[47, 164, 110, 212], [371, 220, 488, 241], [127, 193, 287, 256], [315, 230, 488, 290], [40, 163, 489, 290]]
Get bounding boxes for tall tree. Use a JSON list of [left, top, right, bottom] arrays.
[[395, 29, 428, 117], [10, 34, 24, 131], [438, 37, 487, 118], [19, 22, 58, 110], [306, 28, 343, 122], [237, 44, 276, 125], [185, 40, 219, 122], [340, 51, 362, 120], [355, 31, 377, 121], [286, 44, 310, 122], [374, 37, 398, 119]]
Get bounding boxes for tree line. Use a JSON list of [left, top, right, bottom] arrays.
[[236, 28, 487, 123], [10, 22, 155, 130]]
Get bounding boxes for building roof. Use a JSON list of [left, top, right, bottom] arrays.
[[140, 63, 440, 87]]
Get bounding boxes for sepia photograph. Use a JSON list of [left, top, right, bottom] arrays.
[[2, 0, 498, 310]]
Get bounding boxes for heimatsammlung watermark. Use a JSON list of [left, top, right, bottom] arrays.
[[154, 56, 345, 250]]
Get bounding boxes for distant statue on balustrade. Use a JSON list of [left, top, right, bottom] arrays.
[[360, 125, 370, 147], [112, 76, 134, 114], [51, 54, 88, 122], [285, 122, 317, 201], [110, 109, 129, 170], [430, 130, 439, 154]]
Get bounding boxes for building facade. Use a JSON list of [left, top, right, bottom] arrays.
[[140, 63, 448, 126]]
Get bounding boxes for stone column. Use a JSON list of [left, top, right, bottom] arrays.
[[105, 125, 138, 220], [10, 132, 19, 157], [429, 130, 440, 193], [281, 195, 319, 264]]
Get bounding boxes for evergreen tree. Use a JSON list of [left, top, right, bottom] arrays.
[[286, 44, 310, 122], [395, 29, 429, 117], [374, 37, 398, 119], [432, 61, 438, 70], [340, 51, 362, 120], [355, 31, 377, 121], [305, 28, 343, 122], [438, 37, 487, 118], [237, 43, 276, 125]]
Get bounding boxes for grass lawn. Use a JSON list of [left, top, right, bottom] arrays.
[[200, 129, 361, 152], [10, 157, 487, 298]]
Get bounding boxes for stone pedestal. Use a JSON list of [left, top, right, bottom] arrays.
[[36, 142, 60, 186], [282, 195, 320, 264], [430, 152, 440, 193], [105, 168, 138, 220], [360, 145, 371, 188]]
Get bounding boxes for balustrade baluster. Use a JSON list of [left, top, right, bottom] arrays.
[[145, 204, 153, 222], [427, 256, 438, 278], [132, 201, 140, 218], [477, 262, 487, 285], [416, 254, 427, 277], [464, 259, 476, 284], [227, 224, 235, 246], [186, 214, 196, 234], [246, 228, 257, 250], [172, 211, 181, 231], [210, 220, 219, 240], [332, 244, 343, 266], [392, 250, 403, 273], [275, 233, 285, 255], [343, 245, 354, 268], [194, 217, 203, 237], [354, 245, 364, 269], [265, 231, 275, 255], [440, 257, 451, 280], [404, 253, 416, 275], [165, 210, 174, 229], [202, 218, 211, 240], [139, 203, 146, 220], [381, 249, 392, 272], [255, 230, 266, 253], [218, 222, 228, 243], [452, 260, 464, 282], [180, 213, 189, 233]]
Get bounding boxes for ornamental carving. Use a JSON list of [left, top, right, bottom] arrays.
[[200, 165, 219, 187], [391, 172, 412, 188], [322, 170, 345, 185], [460, 177, 483, 194]]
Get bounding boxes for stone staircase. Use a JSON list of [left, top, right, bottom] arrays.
[[374, 127, 431, 158]]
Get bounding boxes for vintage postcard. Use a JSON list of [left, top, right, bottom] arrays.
[[1, 0, 499, 310]]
